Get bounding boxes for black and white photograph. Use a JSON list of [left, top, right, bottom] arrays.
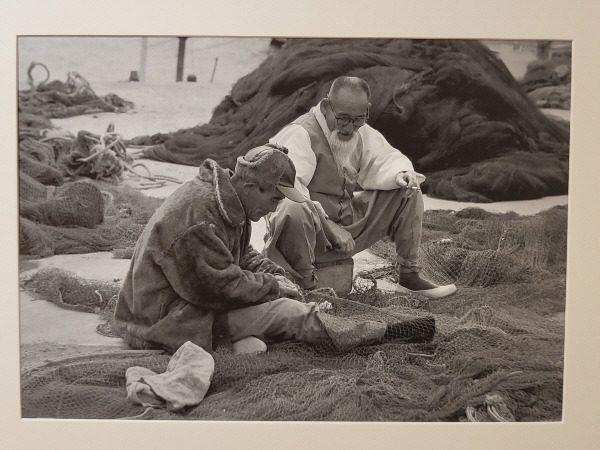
[[4, 1, 600, 449], [17, 35, 571, 421]]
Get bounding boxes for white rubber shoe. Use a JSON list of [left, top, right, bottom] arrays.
[[395, 272, 457, 299], [395, 283, 457, 299]]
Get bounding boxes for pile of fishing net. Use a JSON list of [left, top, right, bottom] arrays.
[[19, 173, 163, 258], [131, 38, 569, 202], [520, 56, 571, 110], [18, 64, 156, 187], [20, 126, 185, 194], [18, 119, 178, 259], [521, 59, 571, 93], [423, 205, 566, 284], [19, 64, 133, 120], [20, 266, 121, 337], [20, 127, 141, 185], [20, 206, 565, 421], [527, 85, 571, 110], [22, 267, 121, 314], [20, 284, 563, 421], [369, 205, 567, 289]]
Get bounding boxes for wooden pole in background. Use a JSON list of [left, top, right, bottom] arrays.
[[139, 37, 148, 82], [176, 37, 188, 82], [210, 57, 219, 83]]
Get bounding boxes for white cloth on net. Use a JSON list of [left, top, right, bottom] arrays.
[[125, 341, 214, 411]]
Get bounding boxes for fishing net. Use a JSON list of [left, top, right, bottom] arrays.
[[20, 138, 56, 165], [19, 112, 54, 140], [520, 58, 571, 93], [20, 177, 106, 228], [19, 180, 163, 258], [19, 66, 134, 119], [20, 205, 566, 421], [17, 67, 168, 188], [22, 267, 121, 314], [528, 85, 571, 110], [132, 38, 569, 202], [19, 152, 64, 186], [17, 84, 181, 260], [21, 278, 563, 421], [21, 266, 122, 338], [368, 205, 567, 288]]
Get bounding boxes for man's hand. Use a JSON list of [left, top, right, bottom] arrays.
[[329, 222, 355, 253], [314, 203, 355, 254], [274, 274, 301, 299], [395, 170, 426, 190]]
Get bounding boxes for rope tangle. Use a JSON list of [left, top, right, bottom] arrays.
[[71, 128, 184, 188]]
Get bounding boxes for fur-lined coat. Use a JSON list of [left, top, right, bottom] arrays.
[[114, 159, 285, 353]]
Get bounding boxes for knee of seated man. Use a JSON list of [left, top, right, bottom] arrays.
[[275, 198, 317, 223], [279, 197, 311, 214], [391, 185, 421, 196], [391, 187, 424, 207]]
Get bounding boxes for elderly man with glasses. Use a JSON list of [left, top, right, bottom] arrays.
[[264, 76, 456, 299]]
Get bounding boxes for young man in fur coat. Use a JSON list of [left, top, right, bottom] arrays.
[[114, 144, 333, 354]]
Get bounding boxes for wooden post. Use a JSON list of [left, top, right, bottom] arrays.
[[176, 37, 188, 82], [139, 37, 148, 82], [210, 57, 219, 83]]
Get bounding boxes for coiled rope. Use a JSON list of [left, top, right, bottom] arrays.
[[75, 128, 183, 188]]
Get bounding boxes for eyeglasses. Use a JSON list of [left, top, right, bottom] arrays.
[[327, 97, 369, 128]]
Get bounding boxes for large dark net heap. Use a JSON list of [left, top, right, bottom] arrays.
[[21, 207, 566, 422], [133, 38, 569, 202]]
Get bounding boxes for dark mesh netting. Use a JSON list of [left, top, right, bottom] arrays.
[[19, 179, 163, 258], [20, 205, 565, 421], [21, 351, 170, 420], [417, 206, 567, 288], [19, 151, 64, 186], [520, 56, 571, 96], [19, 67, 134, 119], [21, 282, 563, 421], [368, 205, 567, 289], [132, 38, 569, 203], [16, 69, 177, 259], [20, 178, 106, 228], [22, 267, 121, 314]]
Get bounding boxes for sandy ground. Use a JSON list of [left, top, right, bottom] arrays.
[[18, 37, 570, 371], [24, 37, 273, 140]]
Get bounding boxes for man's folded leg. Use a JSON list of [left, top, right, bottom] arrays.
[[227, 298, 331, 346], [349, 188, 456, 299], [227, 298, 437, 351], [226, 298, 387, 349], [264, 199, 333, 289]]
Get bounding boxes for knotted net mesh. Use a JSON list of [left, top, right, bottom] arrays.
[[21, 283, 564, 421], [19, 175, 163, 259], [21, 206, 566, 421]]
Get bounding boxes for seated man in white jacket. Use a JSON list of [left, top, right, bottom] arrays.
[[264, 76, 456, 299]]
